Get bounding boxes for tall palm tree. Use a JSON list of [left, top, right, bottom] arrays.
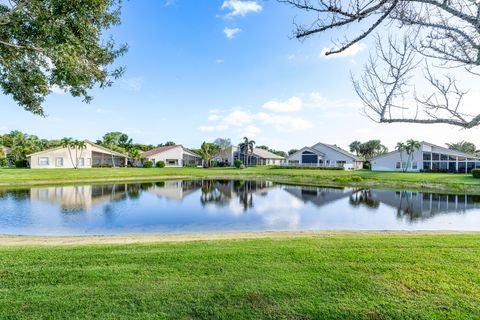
[[349, 141, 362, 156], [395, 142, 406, 172], [74, 140, 87, 168], [239, 137, 255, 167], [103, 135, 116, 167], [61, 137, 76, 168], [129, 148, 143, 167], [405, 139, 421, 171]]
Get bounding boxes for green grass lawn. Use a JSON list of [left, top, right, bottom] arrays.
[[0, 166, 479, 193], [0, 234, 479, 319]]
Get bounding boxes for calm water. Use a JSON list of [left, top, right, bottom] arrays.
[[0, 180, 479, 235]]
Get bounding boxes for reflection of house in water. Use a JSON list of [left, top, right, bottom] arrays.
[[30, 184, 129, 212], [148, 180, 203, 201], [362, 190, 480, 221], [200, 180, 275, 211], [283, 185, 359, 207]]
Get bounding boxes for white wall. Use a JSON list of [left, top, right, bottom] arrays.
[[30, 147, 93, 169], [371, 149, 423, 172], [285, 144, 362, 169], [145, 146, 184, 167]]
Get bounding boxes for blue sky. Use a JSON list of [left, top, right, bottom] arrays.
[[1, 0, 479, 151]]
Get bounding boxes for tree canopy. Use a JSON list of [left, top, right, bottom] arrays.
[[447, 141, 477, 155], [0, 0, 126, 115]]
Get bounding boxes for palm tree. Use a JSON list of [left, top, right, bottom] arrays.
[[74, 140, 87, 168], [61, 137, 76, 168], [239, 137, 255, 167], [129, 148, 143, 167], [349, 141, 362, 156], [200, 142, 221, 167], [103, 135, 116, 167], [395, 142, 406, 172], [405, 139, 421, 171]]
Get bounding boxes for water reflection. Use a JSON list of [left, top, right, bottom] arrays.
[[0, 180, 479, 235]]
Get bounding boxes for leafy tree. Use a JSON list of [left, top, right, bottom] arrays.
[[213, 138, 232, 150], [129, 148, 143, 166], [199, 142, 221, 168], [238, 137, 255, 167], [447, 141, 476, 155], [257, 145, 286, 157], [396, 140, 421, 172], [353, 140, 388, 160], [61, 137, 76, 168], [102, 134, 117, 167], [100, 132, 132, 152], [288, 149, 298, 156], [0, 0, 126, 115], [349, 141, 362, 156], [162, 141, 176, 147]]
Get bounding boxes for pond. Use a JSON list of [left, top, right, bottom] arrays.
[[0, 180, 479, 235]]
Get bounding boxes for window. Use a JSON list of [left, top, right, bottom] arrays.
[[412, 162, 418, 169], [301, 151, 318, 164], [396, 162, 401, 169], [449, 155, 457, 161], [78, 158, 85, 167], [432, 153, 440, 161], [288, 160, 299, 164], [86, 158, 92, 166], [423, 152, 431, 160], [336, 161, 346, 166], [55, 157, 63, 167], [167, 159, 178, 166], [38, 157, 49, 166], [440, 154, 448, 161], [326, 160, 330, 165], [423, 161, 431, 170]]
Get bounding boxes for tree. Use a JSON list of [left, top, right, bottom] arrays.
[[349, 141, 362, 156], [0, 0, 126, 116], [355, 140, 388, 160], [102, 134, 117, 168], [213, 138, 232, 150], [74, 140, 87, 168], [61, 137, 76, 168], [396, 140, 421, 172], [161, 141, 176, 147], [129, 148, 143, 166], [447, 141, 476, 155], [280, 1, 480, 128], [199, 142, 221, 168], [238, 137, 255, 167], [257, 145, 287, 157], [288, 149, 298, 156]]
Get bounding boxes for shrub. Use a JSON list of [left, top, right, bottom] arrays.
[[92, 163, 112, 168], [143, 161, 153, 168], [156, 161, 165, 168], [239, 164, 246, 169], [271, 165, 344, 171], [363, 161, 371, 170], [234, 159, 243, 169], [472, 168, 480, 179], [184, 163, 198, 168], [15, 160, 28, 168], [0, 158, 8, 167]]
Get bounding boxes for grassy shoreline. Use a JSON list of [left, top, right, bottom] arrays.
[[0, 167, 479, 193], [0, 233, 478, 319]]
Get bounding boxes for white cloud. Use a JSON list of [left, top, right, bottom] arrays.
[[237, 125, 262, 138], [221, 0, 262, 18], [260, 115, 313, 132], [224, 27, 241, 39], [216, 59, 224, 63], [320, 43, 366, 59], [262, 96, 303, 113], [208, 114, 221, 121], [50, 85, 66, 95]]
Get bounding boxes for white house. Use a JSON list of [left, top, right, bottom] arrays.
[[284, 142, 364, 169], [27, 140, 128, 169], [215, 146, 284, 166], [371, 141, 480, 173], [141, 145, 202, 167]]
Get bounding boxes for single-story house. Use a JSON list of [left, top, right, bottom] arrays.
[[141, 145, 202, 167], [215, 146, 284, 166], [27, 140, 128, 169], [371, 141, 480, 173], [284, 142, 364, 169]]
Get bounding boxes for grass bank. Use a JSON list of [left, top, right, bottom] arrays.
[[0, 167, 479, 193], [0, 234, 478, 319]]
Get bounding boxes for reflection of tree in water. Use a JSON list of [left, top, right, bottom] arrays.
[[0, 189, 30, 200], [349, 189, 380, 209], [396, 191, 417, 221]]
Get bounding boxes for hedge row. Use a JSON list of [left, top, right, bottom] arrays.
[[472, 168, 480, 178]]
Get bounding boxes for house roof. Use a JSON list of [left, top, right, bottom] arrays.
[[27, 140, 127, 158], [314, 142, 365, 161], [252, 147, 284, 160], [286, 146, 326, 159], [142, 145, 201, 158]]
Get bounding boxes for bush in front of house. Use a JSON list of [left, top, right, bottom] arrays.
[[156, 161, 165, 168], [15, 160, 28, 168], [234, 159, 243, 169], [92, 163, 112, 168], [0, 158, 8, 167], [184, 163, 198, 168], [472, 168, 480, 178], [271, 165, 344, 170], [143, 161, 153, 168]]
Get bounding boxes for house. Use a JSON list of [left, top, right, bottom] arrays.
[[27, 140, 128, 169], [215, 146, 284, 166], [284, 142, 364, 169], [141, 145, 202, 167], [371, 141, 480, 173]]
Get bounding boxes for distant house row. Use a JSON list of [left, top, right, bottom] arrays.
[[26, 139, 480, 173]]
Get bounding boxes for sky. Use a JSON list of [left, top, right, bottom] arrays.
[[1, 0, 479, 152]]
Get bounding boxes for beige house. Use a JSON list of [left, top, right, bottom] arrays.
[[27, 140, 128, 169], [215, 146, 284, 166], [141, 145, 202, 167]]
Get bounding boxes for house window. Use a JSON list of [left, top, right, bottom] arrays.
[[288, 160, 299, 164], [326, 160, 330, 165], [440, 154, 448, 161], [423, 162, 431, 170], [301, 151, 318, 164], [396, 162, 401, 169], [432, 153, 440, 161], [86, 158, 92, 166], [412, 162, 418, 170], [167, 159, 178, 166], [55, 157, 63, 167], [423, 152, 431, 160], [38, 157, 49, 166], [336, 161, 346, 166], [78, 158, 85, 167]]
